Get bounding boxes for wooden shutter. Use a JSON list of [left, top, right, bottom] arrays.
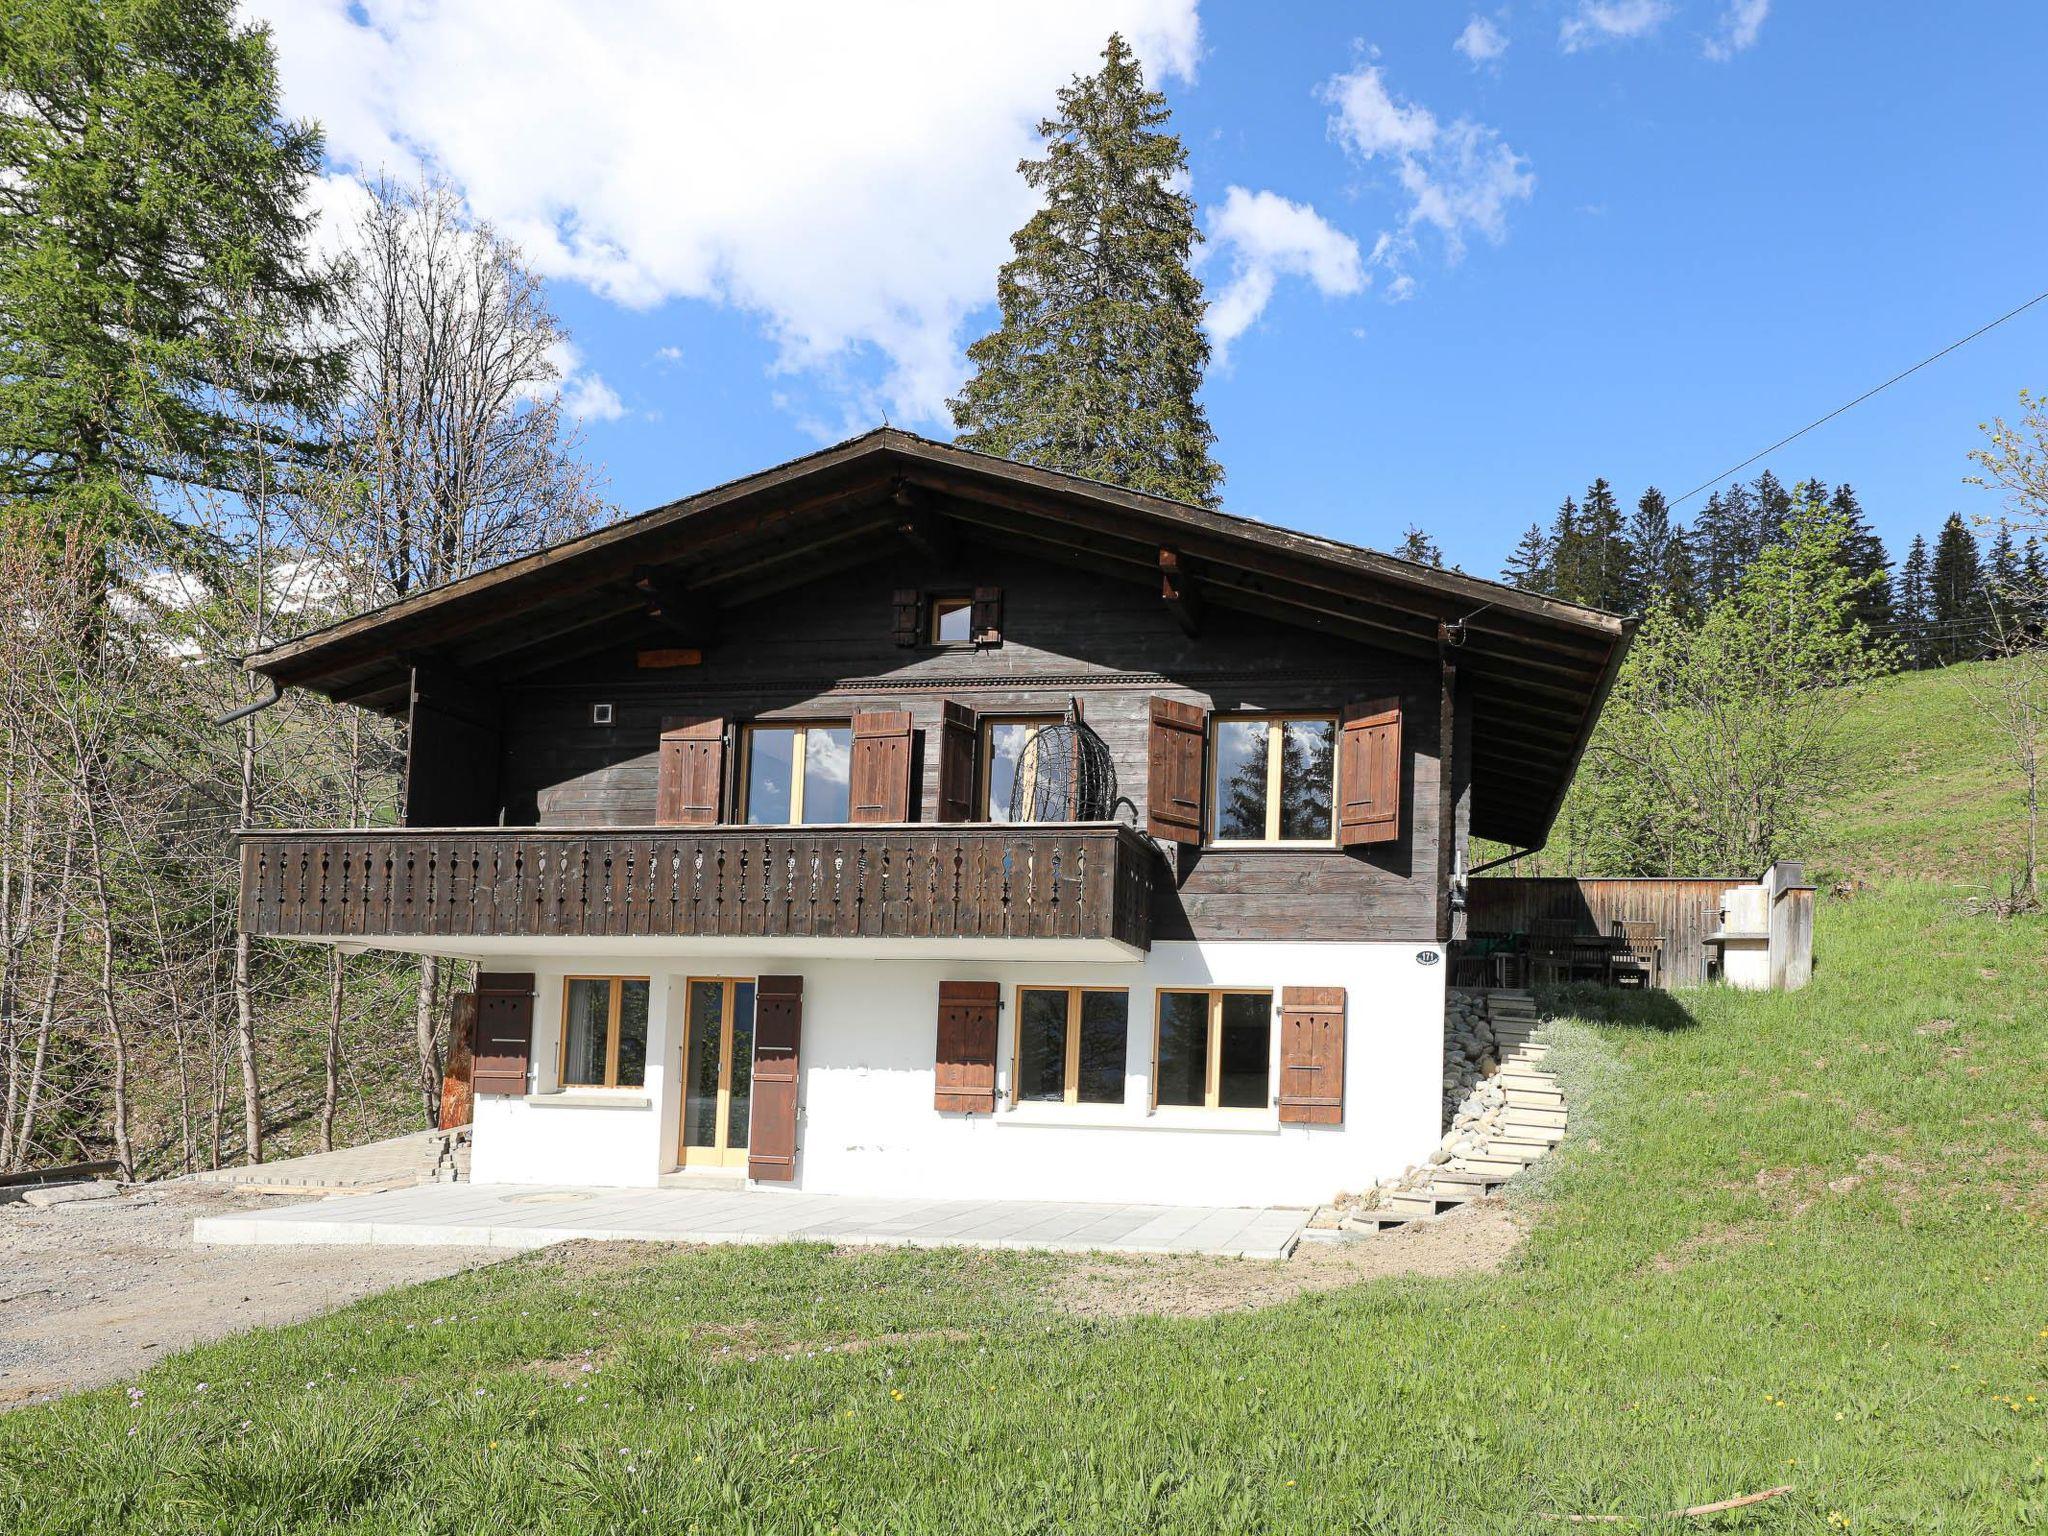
[[934, 981, 999, 1113], [469, 972, 535, 1097], [438, 991, 477, 1129], [892, 589, 923, 647], [1278, 986, 1345, 1125], [849, 710, 914, 823], [748, 975, 803, 1181], [1146, 696, 1207, 844], [657, 716, 725, 825], [971, 585, 1003, 646], [936, 701, 978, 822], [1338, 699, 1402, 847]]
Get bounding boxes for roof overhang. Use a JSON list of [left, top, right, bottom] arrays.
[[247, 429, 1633, 847]]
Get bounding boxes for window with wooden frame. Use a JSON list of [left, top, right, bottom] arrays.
[[1209, 715, 1337, 845], [560, 977, 651, 1090], [1153, 989, 1274, 1110], [1012, 986, 1128, 1105], [980, 715, 1061, 822], [929, 595, 974, 645], [741, 721, 852, 824]]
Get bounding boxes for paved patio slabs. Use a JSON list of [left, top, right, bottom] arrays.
[[191, 1184, 1308, 1260]]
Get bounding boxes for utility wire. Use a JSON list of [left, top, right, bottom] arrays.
[[1668, 287, 2048, 511]]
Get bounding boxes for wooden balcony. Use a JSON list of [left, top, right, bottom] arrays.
[[239, 823, 1155, 950]]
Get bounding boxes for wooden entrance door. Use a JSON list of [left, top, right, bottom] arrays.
[[680, 978, 757, 1167]]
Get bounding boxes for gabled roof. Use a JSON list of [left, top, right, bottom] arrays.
[[248, 428, 1633, 847]]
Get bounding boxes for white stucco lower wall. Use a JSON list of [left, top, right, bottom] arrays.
[[466, 942, 1444, 1208]]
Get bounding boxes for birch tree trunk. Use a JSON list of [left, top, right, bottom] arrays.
[[414, 955, 442, 1128], [321, 946, 344, 1151]]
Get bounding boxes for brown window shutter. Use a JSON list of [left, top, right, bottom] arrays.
[[892, 589, 923, 647], [1278, 986, 1345, 1125], [469, 972, 535, 1097], [748, 975, 803, 1181], [936, 701, 978, 822], [657, 716, 726, 825], [1146, 696, 1208, 844], [849, 709, 914, 823], [1338, 699, 1402, 847], [971, 585, 1003, 646], [934, 980, 999, 1113]]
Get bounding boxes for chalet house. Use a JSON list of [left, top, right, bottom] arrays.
[[238, 431, 1630, 1207]]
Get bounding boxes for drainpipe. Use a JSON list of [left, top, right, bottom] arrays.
[[214, 678, 283, 728]]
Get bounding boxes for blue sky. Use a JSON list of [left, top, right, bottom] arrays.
[[261, 2, 2047, 577]]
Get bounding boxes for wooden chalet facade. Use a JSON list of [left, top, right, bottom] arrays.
[[239, 431, 1630, 1206]]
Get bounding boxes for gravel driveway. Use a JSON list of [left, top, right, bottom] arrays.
[[0, 1184, 494, 1409]]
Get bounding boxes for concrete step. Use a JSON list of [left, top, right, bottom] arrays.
[[1342, 1209, 1413, 1233], [1506, 1089, 1566, 1110], [1386, 1192, 1460, 1218], [1427, 1169, 1506, 1193], [1474, 1141, 1546, 1163], [658, 1169, 746, 1191], [1496, 1070, 1558, 1089], [1453, 1156, 1529, 1178]]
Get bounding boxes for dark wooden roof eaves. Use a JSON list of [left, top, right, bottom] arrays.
[[244, 429, 1632, 846]]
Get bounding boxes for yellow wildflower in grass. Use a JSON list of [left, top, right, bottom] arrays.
[[890, 1389, 905, 1402]]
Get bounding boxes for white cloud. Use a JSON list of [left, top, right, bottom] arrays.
[[653, 345, 684, 366], [1320, 59, 1533, 293], [246, 1, 1204, 429], [1454, 16, 1509, 67], [1703, 0, 1770, 60], [535, 339, 627, 423], [1204, 186, 1364, 361], [1559, 0, 1673, 52]]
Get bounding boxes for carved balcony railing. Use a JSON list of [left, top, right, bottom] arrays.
[[239, 824, 1155, 950]]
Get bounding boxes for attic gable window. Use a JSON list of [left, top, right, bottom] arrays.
[[930, 596, 973, 645]]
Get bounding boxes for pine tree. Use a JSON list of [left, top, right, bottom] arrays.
[[1827, 482, 1894, 641], [1987, 521, 2023, 625], [1894, 534, 1933, 668], [0, 0, 343, 557], [1620, 486, 1675, 615], [1751, 471, 1794, 550], [950, 34, 1222, 506], [1395, 525, 1445, 567], [1696, 488, 1755, 601], [1928, 513, 1988, 665], [1547, 496, 1582, 603], [1660, 519, 1700, 619], [1572, 478, 1628, 610], [1501, 522, 1552, 593]]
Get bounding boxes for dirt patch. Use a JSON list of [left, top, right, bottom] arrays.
[[1651, 1221, 1770, 1273], [1050, 1199, 1526, 1320], [0, 1183, 496, 1409]]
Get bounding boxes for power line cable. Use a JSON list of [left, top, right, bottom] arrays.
[[1668, 287, 2048, 511]]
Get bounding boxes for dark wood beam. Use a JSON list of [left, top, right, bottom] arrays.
[[892, 482, 957, 564], [634, 566, 720, 648], [1159, 545, 1203, 637]]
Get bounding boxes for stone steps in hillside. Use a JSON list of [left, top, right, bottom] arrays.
[[1505, 1089, 1566, 1112]]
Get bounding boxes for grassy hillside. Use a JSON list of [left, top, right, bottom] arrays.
[[1502, 657, 2036, 892], [4, 884, 2045, 1533], [1805, 659, 2033, 892]]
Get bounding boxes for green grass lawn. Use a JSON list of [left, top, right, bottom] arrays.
[[4, 885, 2045, 1534]]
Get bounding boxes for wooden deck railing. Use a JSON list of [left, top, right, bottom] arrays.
[[239, 824, 1156, 950]]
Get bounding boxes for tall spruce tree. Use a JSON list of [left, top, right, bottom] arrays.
[[1547, 496, 1583, 603], [950, 34, 1221, 506], [1827, 482, 1894, 641], [1660, 518, 1700, 618], [1620, 486, 1676, 615], [1696, 488, 1750, 601], [1752, 470, 1794, 549], [1573, 478, 1629, 610], [1928, 513, 1988, 664], [1502, 522, 1552, 592], [1895, 534, 1934, 668], [0, 0, 342, 555]]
